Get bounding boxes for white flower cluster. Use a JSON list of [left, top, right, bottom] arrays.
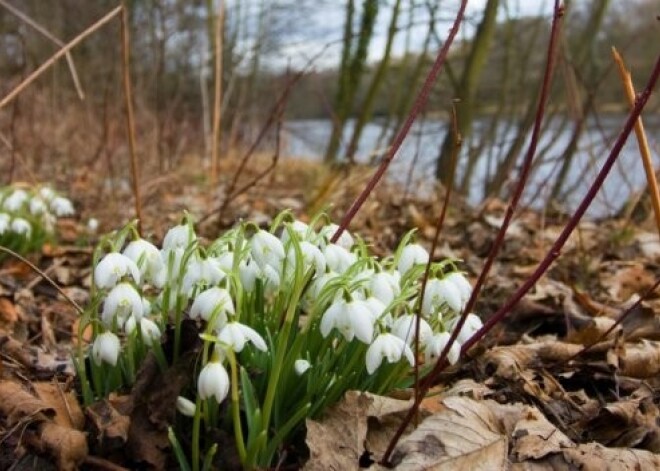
[[0, 185, 75, 247], [88, 215, 483, 407]]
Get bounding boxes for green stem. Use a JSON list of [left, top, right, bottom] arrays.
[[228, 350, 247, 465]]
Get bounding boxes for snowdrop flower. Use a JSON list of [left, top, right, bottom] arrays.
[[92, 331, 121, 366], [101, 282, 144, 327], [163, 223, 195, 251], [391, 314, 433, 346], [87, 218, 99, 233], [215, 251, 234, 272], [363, 296, 387, 322], [197, 360, 230, 403], [0, 213, 9, 234], [369, 271, 401, 305], [261, 264, 281, 295], [50, 196, 75, 216], [189, 287, 234, 328], [10, 218, 31, 236], [125, 316, 161, 346], [281, 220, 313, 244], [366, 333, 415, 374], [251, 229, 285, 270], [285, 241, 325, 277], [239, 257, 261, 291], [422, 278, 463, 317], [397, 244, 429, 275], [425, 332, 461, 365], [446, 313, 483, 345], [123, 239, 164, 285], [176, 396, 196, 417], [182, 257, 225, 295], [323, 243, 356, 274], [320, 223, 354, 250], [29, 197, 47, 215], [445, 272, 472, 308], [3, 190, 28, 211], [217, 322, 267, 352], [95, 253, 141, 289], [294, 359, 311, 375], [320, 298, 375, 344], [38, 187, 56, 202]]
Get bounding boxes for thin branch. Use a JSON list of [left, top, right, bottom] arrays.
[[330, 0, 468, 245], [121, 3, 143, 235], [211, 0, 225, 185], [612, 47, 660, 236], [0, 0, 85, 100], [0, 246, 84, 315], [0, 6, 121, 111]]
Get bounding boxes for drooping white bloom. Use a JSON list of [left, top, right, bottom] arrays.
[[446, 313, 483, 345], [123, 239, 164, 285], [95, 252, 141, 289], [50, 196, 75, 216], [369, 271, 401, 306], [3, 190, 28, 211], [365, 333, 415, 374], [160, 247, 186, 283], [391, 314, 433, 346], [422, 278, 463, 316], [163, 223, 195, 251], [87, 218, 99, 233], [0, 213, 9, 234], [38, 187, 56, 202], [285, 241, 326, 277], [320, 298, 375, 344], [217, 322, 267, 352], [445, 272, 473, 308], [397, 244, 429, 275], [294, 359, 311, 375], [261, 264, 281, 295], [281, 220, 314, 244], [363, 296, 387, 322], [92, 331, 121, 366], [320, 223, 354, 250], [29, 197, 47, 215], [189, 287, 234, 329], [215, 251, 234, 272], [197, 360, 230, 403], [102, 282, 144, 327], [239, 257, 261, 291], [251, 229, 285, 270], [125, 316, 161, 346], [10, 218, 31, 236], [176, 396, 196, 417], [323, 243, 356, 274], [182, 257, 225, 295], [425, 332, 461, 365]]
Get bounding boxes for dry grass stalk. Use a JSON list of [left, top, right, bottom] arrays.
[[0, 0, 85, 100], [211, 0, 225, 185], [612, 47, 660, 236], [121, 3, 143, 235], [0, 6, 121, 111]]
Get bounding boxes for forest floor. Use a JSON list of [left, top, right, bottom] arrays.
[[1, 155, 660, 470]]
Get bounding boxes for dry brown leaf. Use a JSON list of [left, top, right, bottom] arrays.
[[86, 398, 131, 449], [509, 405, 574, 461], [390, 396, 507, 470], [618, 340, 660, 378], [32, 382, 85, 430], [304, 391, 413, 470], [560, 443, 660, 470], [0, 296, 20, 326], [601, 264, 655, 302]]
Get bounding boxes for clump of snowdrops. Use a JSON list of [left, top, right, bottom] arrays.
[[0, 184, 75, 255], [77, 211, 482, 469]]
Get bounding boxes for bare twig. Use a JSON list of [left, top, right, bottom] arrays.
[[0, 246, 84, 315], [0, 0, 85, 100], [121, 3, 143, 235], [0, 6, 121, 111], [331, 0, 468, 245], [211, 0, 225, 185], [385, 48, 660, 463], [612, 47, 660, 236]]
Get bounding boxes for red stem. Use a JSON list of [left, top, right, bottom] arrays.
[[330, 0, 469, 244], [382, 48, 660, 463]]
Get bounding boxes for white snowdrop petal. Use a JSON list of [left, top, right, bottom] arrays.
[[197, 361, 230, 403]]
